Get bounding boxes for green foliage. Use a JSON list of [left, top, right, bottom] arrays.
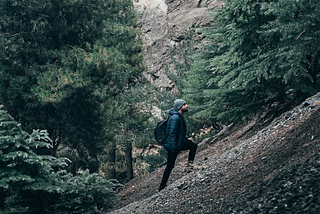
[[0, 110, 119, 213], [53, 170, 119, 214], [261, 0, 320, 90], [100, 85, 155, 181], [184, 0, 320, 124], [0, 0, 145, 173], [143, 148, 167, 173]]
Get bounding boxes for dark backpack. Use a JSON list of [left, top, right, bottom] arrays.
[[154, 118, 169, 145]]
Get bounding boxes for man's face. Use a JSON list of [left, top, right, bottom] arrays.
[[181, 103, 188, 112]]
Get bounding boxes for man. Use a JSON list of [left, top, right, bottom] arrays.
[[158, 99, 198, 191]]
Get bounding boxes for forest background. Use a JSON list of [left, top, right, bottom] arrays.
[[0, 0, 319, 213]]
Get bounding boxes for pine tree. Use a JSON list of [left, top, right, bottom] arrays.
[[261, 0, 320, 93], [101, 86, 154, 181], [0, 109, 119, 213], [0, 0, 145, 173], [184, 0, 320, 124], [0, 110, 56, 213]]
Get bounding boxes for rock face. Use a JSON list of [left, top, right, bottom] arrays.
[[133, 0, 221, 90]]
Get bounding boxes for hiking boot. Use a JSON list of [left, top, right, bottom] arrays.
[[184, 161, 202, 172], [184, 161, 194, 173]]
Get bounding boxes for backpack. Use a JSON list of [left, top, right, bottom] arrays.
[[154, 114, 181, 145], [154, 118, 169, 145]]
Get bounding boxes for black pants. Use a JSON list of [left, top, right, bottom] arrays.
[[159, 139, 197, 188]]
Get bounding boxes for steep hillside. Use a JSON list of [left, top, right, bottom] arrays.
[[106, 93, 320, 213]]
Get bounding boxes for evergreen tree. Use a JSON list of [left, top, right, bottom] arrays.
[[0, 0, 145, 172], [184, 0, 320, 124], [262, 0, 320, 93], [0, 109, 118, 214], [100, 85, 154, 181]]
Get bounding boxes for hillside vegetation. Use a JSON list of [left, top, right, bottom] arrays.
[[108, 92, 320, 213]]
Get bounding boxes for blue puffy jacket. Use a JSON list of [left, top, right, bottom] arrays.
[[163, 109, 187, 152]]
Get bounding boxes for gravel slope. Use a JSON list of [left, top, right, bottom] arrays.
[[106, 93, 320, 214]]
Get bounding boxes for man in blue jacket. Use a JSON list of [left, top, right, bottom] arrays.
[[159, 99, 198, 191]]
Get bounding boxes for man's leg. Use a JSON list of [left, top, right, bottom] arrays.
[[182, 139, 197, 162], [159, 149, 179, 191]]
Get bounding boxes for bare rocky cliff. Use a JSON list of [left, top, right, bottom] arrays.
[[133, 0, 221, 90]]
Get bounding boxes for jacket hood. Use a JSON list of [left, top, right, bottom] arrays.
[[169, 108, 180, 116]]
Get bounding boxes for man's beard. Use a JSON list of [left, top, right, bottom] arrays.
[[181, 109, 188, 113]]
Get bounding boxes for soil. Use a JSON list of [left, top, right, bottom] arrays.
[[106, 93, 320, 214]]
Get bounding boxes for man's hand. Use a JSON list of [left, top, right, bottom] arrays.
[[187, 137, 194, 142]]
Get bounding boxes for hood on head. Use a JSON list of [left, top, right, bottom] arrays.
[[169, 108, 180, 116]]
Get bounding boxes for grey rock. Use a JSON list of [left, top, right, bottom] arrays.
[[134, 0, 221, 91]]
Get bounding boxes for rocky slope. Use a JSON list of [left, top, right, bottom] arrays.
[[106, 92, 320, 213], [133, 0, 221, 90]]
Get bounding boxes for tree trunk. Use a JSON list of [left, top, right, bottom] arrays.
[[107, 141, 116, 179], [125, 140, 134, 181], [307, 53, 319, 85], [312, 53, 318, 85]]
